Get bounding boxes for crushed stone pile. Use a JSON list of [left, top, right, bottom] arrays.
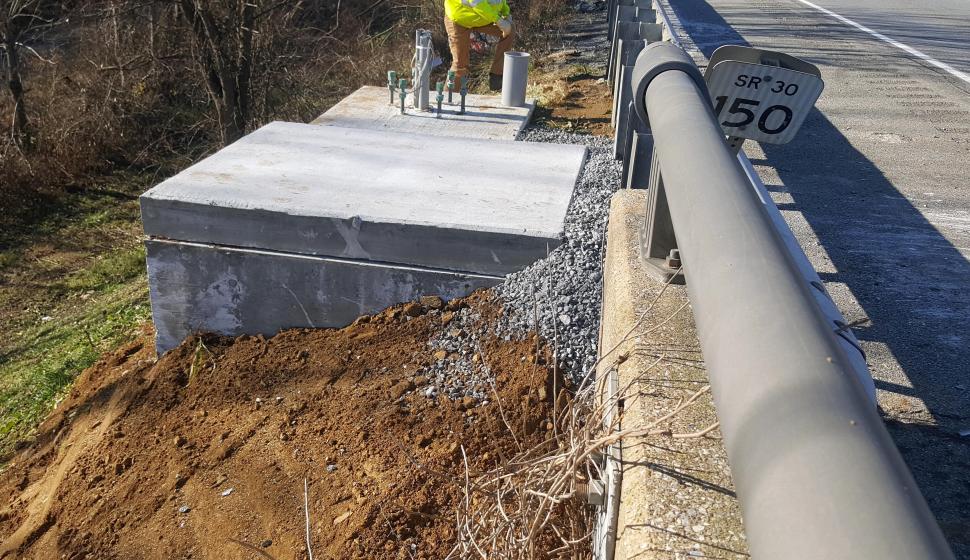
[[407, 128, 620, 405], [495, 129, 622, 381]]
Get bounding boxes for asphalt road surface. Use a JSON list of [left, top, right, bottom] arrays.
[[667, 0, 970, 556], [791, 0, 970, 79]]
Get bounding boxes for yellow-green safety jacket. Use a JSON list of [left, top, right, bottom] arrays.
[[445, 0, 511, 29]]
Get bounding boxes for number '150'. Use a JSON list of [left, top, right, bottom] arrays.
[[713, 96, 793, 134]]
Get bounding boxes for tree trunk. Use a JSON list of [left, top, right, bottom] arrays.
[[4, 35, 32, 150], [215, 65, 244, 145], [234, 1, 254, 137], [177, 0, 254, 146]]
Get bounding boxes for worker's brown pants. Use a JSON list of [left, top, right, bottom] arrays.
[[444, 16, 515, 86]]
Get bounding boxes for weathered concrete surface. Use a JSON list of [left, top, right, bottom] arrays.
[[141, 121, 587, 276], [146, 239, 500, 352], [599, 190, 747, 558], [311, 86, 535, 141]]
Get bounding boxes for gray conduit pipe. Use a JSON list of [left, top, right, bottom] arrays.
[[501, 51, 530, 107], [634, 43, 955, 560], [413, 30, 433, 111]]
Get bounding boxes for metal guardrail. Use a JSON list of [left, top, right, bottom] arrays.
[[600, 1, 957, 558]]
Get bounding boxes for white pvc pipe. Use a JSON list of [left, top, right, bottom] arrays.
[[501, 52, 530, 107]]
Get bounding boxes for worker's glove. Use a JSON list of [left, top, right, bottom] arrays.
[[497, 17, 512, 37]]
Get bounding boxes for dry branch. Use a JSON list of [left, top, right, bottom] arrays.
[[445, 266, 724, 559]]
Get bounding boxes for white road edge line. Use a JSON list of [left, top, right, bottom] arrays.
[[792, 0, 970, 86]]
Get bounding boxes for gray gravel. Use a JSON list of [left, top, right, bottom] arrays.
[[418, 303, 491, 403], [494, 128, 622, 382], [408, 129, 621, 402]]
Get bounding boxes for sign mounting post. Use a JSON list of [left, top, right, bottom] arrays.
[[704, 45, 824, 152]]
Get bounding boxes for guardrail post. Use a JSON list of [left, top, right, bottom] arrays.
[[612, 47, 645, 160], [610, 0, 652, 41], [609, 21, 660, 85], [606, 0, 618, 42], [621, 107, 649, 187], [611, 38, 644, 123], [608, 9, 658, 85], [624, 131, 650, 188], [639, 146, 683, 283]]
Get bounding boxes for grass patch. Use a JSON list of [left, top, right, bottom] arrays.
[[79, 209, 114, 228], [0, 251, 19, 271], [0, 168, 151, 255], [0, 168, 154, 463], [61, 245, 147, 292], [0, 281, 150, 459]]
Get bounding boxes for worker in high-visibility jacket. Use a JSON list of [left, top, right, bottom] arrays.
[[444, 0, 514, 91]]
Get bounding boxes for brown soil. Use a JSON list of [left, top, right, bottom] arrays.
[[536, 69, 614, 137], [0, 293, 569, 559]]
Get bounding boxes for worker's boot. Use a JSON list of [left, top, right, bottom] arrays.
[[489, 73, 503, 92]]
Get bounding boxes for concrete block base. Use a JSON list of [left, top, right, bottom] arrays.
[[141, 122, 585, 277], [140, 121, 587, 354], [146, 240, 500, 353]]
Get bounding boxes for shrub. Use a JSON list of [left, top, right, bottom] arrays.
[[0, 0, 569, 224]]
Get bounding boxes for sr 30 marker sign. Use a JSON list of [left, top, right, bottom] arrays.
[[705, 60, 824, 144]]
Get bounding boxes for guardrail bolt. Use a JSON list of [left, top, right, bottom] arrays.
[[665, 249, 682, 269]]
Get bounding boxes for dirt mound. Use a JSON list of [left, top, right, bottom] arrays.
[[0, 293, 569, 559]]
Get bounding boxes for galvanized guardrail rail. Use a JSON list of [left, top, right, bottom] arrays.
[[597, 0, 957, 558]]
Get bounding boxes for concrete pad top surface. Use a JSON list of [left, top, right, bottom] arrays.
[[311, 86, 535, 141], [141, 121, 587, 275]]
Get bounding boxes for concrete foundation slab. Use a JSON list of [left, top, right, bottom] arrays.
[[141, 121, 587, 276], [146, 239, 501, 352], [311, 86, 535, 141]]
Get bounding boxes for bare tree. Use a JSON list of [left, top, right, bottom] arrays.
[[172, 0, 344, 146], [173, 0, 261, 145], [1, 0, 52, 149]]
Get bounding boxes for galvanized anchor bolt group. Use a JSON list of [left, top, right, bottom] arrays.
[[386, 69, 468, 117], [387, 71, 411, 115], [447, 70, 456, 104]]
